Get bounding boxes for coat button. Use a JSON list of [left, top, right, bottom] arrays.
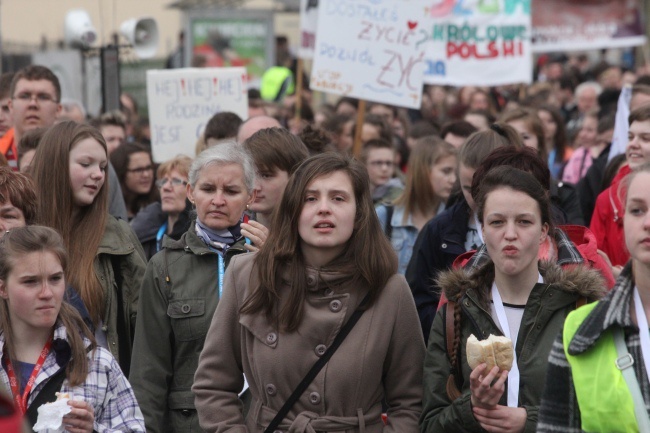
[[329, 300, 342, 312], [181, 304, 191, 314], [441, 243, 447, 249], [266, 332, 277, 344], [266, 384, 277, 396], [101, 325, 108, 332], [324, 288, 334, 296], [273, 430, 283, 433], [315, 344, 327, 356], [464, 300, 470, 307], [309, 392, 321, 404], [180, 409, 192, 416], [307, 275, 316, 286]]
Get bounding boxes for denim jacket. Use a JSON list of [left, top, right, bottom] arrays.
[[376, 204, 419, 275]]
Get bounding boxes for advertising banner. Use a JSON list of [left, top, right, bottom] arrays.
[[532, 0, 646, 52]]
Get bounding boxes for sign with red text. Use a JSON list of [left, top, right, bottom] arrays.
[[532, 0, 645, 52], [421, 0, 532, 86], [146, 67, 248, 163], [299, 0, 319, 59], [311, 0, 429, 109]]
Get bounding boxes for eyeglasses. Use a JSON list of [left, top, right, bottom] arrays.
[[368, 160, 395, 168], [12, 92, 58, 104], [127, 165, 153, 175], [155, 177, 188, 189]]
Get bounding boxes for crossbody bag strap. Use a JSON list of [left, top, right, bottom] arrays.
[[613, 327, 650, 431], [263, 292, 372, 433], [384, 205, 394, 241], [25, 367, 67, 427]]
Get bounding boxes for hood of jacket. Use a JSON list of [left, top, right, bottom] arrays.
[[437, 259, 606, 308]]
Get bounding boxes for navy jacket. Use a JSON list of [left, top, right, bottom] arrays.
[[405, 199, 471, 343]]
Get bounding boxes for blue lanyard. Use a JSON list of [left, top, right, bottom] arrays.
[[156, 222, 168, 252], [217, 254, 224, 299], [207, 246, 225, 299]]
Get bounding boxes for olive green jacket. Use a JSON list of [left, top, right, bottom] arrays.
[[95, 215, 147, 369], [129, 222, 247, 433], [420, 260, 606, 433]]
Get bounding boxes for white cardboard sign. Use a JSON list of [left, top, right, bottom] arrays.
[[310, 0, 428, 109], [146, 67, 248, 162]]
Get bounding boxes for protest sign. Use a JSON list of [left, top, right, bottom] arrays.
[[532, 0, 645, 52], [420, 0, 532, 86], [146, 67, 248, 163], [310, 0, 429, 109], [299, 0, 319, 59]]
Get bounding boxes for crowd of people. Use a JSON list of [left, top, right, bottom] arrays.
[[0, 52, 649, 432]]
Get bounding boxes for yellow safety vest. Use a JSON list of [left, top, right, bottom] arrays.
[[563, 302, 638, 432]]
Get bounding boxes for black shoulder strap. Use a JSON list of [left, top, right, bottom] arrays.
[[263, 292, 371, 433], [110, 255, 131, 377], [26, 367, 67, 427], [384, 205, 394, 241]]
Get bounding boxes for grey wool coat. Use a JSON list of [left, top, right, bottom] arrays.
[[193, 252, 425, 433]]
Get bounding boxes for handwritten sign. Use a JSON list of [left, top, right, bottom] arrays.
[[299, 0, 319, 59], [310, 0, 429, 109], [146, 67, 248, 163], [421, 0, 532, 86]]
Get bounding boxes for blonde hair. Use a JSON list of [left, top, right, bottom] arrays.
[[394, 136, 456, 223]]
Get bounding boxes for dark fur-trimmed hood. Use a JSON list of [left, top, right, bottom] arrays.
[[437, 260, 607, 305]]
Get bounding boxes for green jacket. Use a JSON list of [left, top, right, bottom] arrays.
[[420, 260, 605, 433], [95, 215, 147, 370], [129, 222, 247, 433]]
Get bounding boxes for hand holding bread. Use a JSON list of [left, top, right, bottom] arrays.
[[467, 334, 514, 372]]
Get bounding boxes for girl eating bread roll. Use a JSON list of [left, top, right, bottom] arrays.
[[420, 166, 606, 433]]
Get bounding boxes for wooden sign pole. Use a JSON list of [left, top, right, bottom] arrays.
[[352, 99, 367, 158], [294, 58, 304, 124]]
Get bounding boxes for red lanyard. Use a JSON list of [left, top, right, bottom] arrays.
[[4, 336, 53, 415]]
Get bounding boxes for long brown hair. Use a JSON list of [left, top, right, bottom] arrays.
[[0, 226, 94, 387], [241, 153, 397, 331], [31, 121, 108, 324], [393, 136, 456, 223]]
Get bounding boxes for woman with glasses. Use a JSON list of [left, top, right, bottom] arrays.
[[129, 142, 256, 433], [376, 137, 457, 274], [131, 155, 193, 261], [110, 142, 158, 220]]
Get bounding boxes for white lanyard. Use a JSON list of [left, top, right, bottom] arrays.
[[491, 273, 543, 408], [633, 286, 650, 378], [474, 212, 483, 243]]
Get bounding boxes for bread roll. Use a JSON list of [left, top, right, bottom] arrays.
[[466, 334, 513, 371]]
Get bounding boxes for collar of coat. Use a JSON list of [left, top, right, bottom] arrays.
[[567, 262, 635, 356], [97, 215, 138, 256], [163, 221, 246, 256], [438, 258, 606, 311]]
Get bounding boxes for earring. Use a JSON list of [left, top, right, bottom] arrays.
[[246, 204, 250, 210]]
